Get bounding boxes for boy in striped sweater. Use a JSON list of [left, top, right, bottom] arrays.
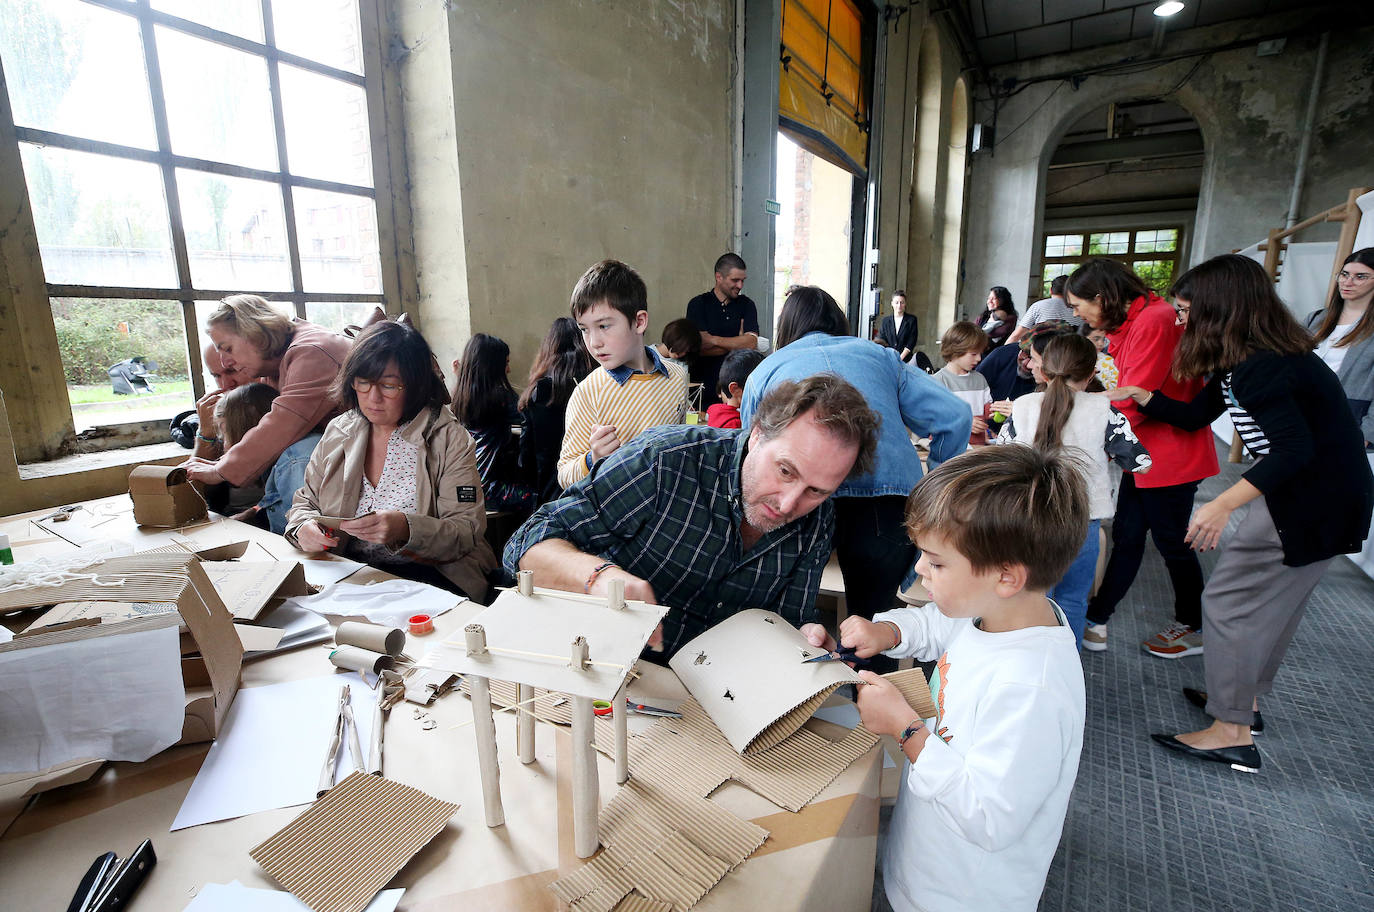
[[556, 260, 689, 489]]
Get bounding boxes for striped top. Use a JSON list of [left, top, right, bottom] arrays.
[[1222, 373, 1270, 455], [556, 356, 689, 488]]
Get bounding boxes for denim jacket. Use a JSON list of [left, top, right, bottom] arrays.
[[740, 332, 972, 498]]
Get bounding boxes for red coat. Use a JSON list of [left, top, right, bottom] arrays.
[[1107, 294, 1218, 488], [706, 403, 742, 429]]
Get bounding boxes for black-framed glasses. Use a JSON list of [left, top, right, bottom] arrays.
[[352, 377, 405, 398]]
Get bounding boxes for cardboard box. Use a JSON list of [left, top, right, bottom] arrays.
[[129, 464, 208, 528], [0, 552, 243, 750], [201, 561, 311, 621]]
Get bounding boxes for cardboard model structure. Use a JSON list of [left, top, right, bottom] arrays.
[[419, 571, 668, 858], [669, 608, 861, 755], [129, 464, 208, 528]]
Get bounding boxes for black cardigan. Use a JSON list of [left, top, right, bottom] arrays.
[[1141, 350, 1373, 567]]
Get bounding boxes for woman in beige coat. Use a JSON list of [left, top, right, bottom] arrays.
[[285, 321, 497, 603]]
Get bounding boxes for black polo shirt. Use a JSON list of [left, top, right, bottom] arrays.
[[686, 290, 759, 406]]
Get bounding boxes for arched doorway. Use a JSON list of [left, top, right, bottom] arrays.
[[1035, 98, 1204, 301]]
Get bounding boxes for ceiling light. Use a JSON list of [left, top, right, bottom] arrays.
[[1153, 1, 1185, 16]]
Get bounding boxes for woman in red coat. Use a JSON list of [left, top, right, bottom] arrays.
[[1065, 259, 1219, 656]]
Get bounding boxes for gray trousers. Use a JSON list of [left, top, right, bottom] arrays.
[[1202, 497, 1330, 726]]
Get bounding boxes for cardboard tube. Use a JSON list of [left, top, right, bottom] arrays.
[[571, 694, 600, 857], [607, 577, 625, 610], [336, 621, 406, 657], [368, 700, 384, 775], [517, 569, 534, 596], [465, 624, 488, 656], [613, 683, 629, 785], [469, 674, 505, 827], [516, 682, 536, 764], [329, 645, 394, 675], [570, 636, 589, 671]]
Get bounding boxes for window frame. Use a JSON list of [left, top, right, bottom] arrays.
[[1038, 225, 1184, 300], [4, 0, 398, 442]]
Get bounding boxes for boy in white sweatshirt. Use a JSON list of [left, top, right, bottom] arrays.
[[804, 446, 1088, 912]]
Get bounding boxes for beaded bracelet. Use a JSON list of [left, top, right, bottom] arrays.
[[584, 559, 618, 594], [196, 432, 221, 445]]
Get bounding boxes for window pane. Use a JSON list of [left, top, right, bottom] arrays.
[[279, 65, 373, 186], [1155, 228, 1178, 251], [272, 0, 364, 74], [1089, 232, 1129, 255], [1134, 230, 1158, 253], [1043, 234, 1082, 258], [156, 26, 277, 170], [19, 144, 176, 286], [150, 0, 264, 42], [307, 301, 385, 332], [1133, 260, 1175, 291], [293, 188, 381, 293], [178, 169, 292, 291], [54, 297, 192, 430], [0, 0, 157, 148]]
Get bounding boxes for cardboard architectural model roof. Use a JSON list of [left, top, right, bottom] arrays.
[[418, 586, 669, 700], [669, 609, 860, 755]]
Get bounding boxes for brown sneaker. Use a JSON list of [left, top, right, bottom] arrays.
[[1082, 624, 1108, 652], [1142, 622, 1203, 659]]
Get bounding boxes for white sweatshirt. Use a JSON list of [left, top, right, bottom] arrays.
[[874, 601, 1085, 912]]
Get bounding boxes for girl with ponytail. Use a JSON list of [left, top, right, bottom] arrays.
[[996, 333, 1152, 646]]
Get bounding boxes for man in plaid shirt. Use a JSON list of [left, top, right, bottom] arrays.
[[504, 375, 879, 657]]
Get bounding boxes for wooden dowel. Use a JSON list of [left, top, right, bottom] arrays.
[[571, 694, 600, 858], [456, 643, 623, 671], [516, 682, 536, 764], [468, 674, 505, 827]]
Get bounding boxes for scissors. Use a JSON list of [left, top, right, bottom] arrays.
[[801, 641, 871, 670]]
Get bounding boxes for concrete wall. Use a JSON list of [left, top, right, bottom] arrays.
[[391, 0, 737, 375], [963, 22, 1374, 317]]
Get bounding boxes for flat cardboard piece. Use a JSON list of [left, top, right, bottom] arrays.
[[418, 587, 668, 701], [550, 778, 768, 912], [26, 600, 196, 653], [0, 552, 243, 747], [668, 609, 859, 755], [202, 560, 311, 621], [129, 464, 209, 528], [234, 623, 286, 652], [251, 770, 457, 912]]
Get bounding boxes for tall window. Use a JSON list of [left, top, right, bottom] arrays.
[[0, 0, 387, 432], [1038, 227, 1182, 299]]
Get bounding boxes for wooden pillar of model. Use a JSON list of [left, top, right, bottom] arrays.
[[570, 636, 599, 858], [605, 578, 630, 785], [465, 624, 504, 827], [515, 571, 537, 764]]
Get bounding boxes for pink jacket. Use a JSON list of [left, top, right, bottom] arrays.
[[218, 321, 351, 486]]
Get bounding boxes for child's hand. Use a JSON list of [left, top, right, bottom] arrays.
[[970, 416, 988, 434], [588, 424, 622, 460], [837, 616, 898, 658], [855, 671, 923, 738], [800, 623, 836, 652]]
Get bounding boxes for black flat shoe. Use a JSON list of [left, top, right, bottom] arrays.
[[1181, 687, 1264, 735], [1151, 733, 1261, 773]]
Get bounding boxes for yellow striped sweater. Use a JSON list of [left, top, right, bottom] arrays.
[[556, 359, 689, 488]]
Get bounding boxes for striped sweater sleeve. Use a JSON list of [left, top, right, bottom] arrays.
[[556, 377, 598, 489]]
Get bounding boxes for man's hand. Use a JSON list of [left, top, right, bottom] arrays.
[[800, 623, 837, 653], [990, 399, 1013, 418], [296, 520, 339, 553], [340, 510, 409, 547], [195, 388, 224, 430], [855, 671, 924, 740], [592, 569, 660, 649], [838, 615, 898, 657], [180, 456, 225, 484], [588, 424, 622, 462]]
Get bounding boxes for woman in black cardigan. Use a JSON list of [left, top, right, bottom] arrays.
[[1112, 254, 1373, 773]]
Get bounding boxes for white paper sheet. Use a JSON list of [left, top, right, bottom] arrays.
[[171, 676, 377, 830], [297, 556, 365, 589], [0, 624, 185, 773], [284, 578, 462, 627], [0, 627, 12, 644], [183, 881, 402, 912], [244, 603, 333, 658]]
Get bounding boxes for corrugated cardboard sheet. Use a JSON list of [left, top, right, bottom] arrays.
[[251, 771, 457, 912], [550, 778, 768, 912]]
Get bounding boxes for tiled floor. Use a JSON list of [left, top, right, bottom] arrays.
[[873, 443, 1374, 911]]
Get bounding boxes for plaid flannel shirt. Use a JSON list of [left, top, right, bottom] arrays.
[[503, 424, 833, 657]]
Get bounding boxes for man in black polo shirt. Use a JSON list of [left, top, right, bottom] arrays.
[[686, 252, 760, 406]]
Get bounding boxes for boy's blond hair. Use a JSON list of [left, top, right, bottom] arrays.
[[905, 446, 1088, 591], [939, 321, 988, 362]]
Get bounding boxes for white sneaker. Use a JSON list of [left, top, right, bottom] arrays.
[[1083, 624, 1108, 652]]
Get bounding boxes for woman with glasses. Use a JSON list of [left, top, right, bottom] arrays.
[[286, 321, 497, 603], [1064, 258, 1219, 658], [1110, 254, 1372, 772], [1305, 247, 1374, 450], [180, 294, 351, 532]]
